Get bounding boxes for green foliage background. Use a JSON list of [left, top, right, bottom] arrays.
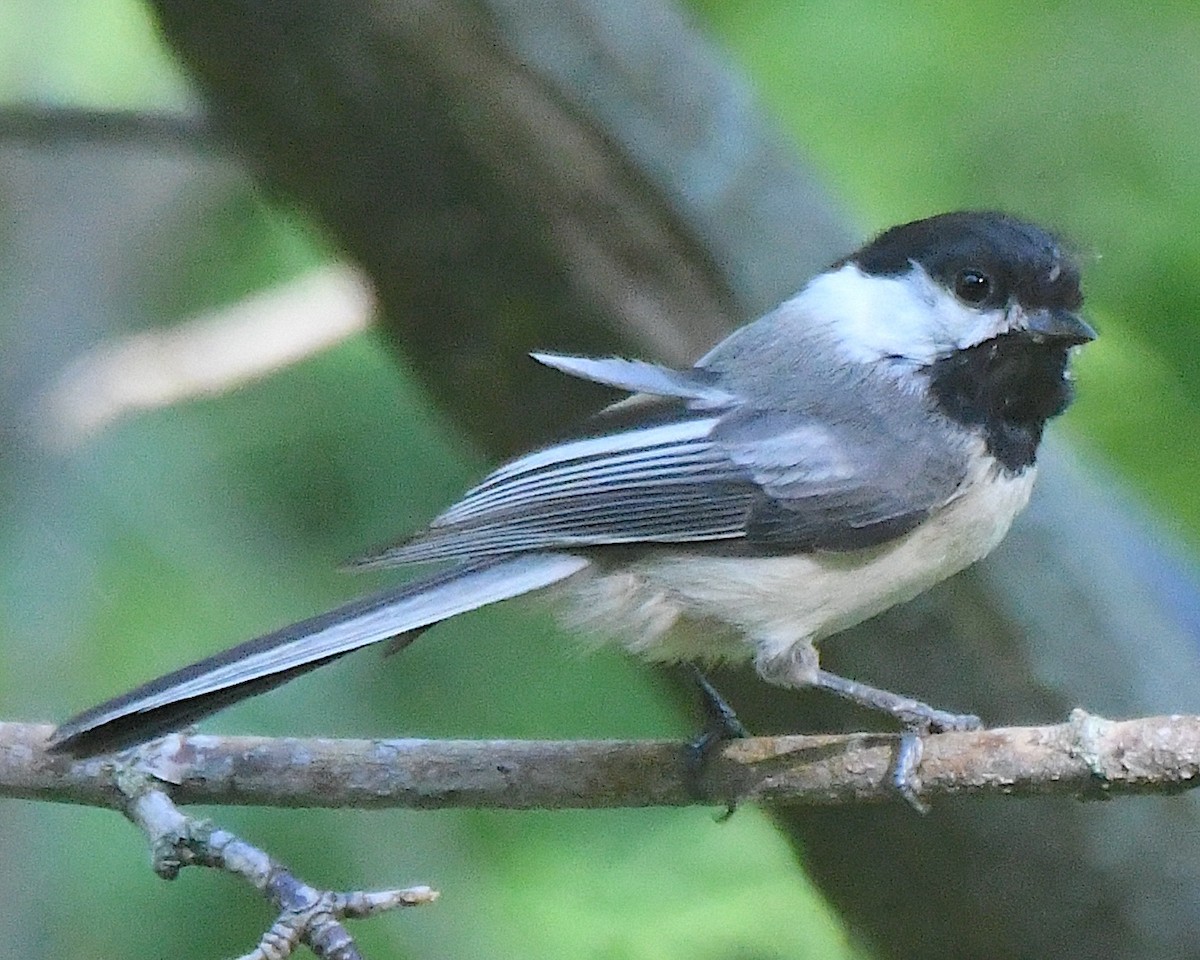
[[1, 2, 1197, 958]]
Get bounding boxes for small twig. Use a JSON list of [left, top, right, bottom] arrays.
[[0, 105, 217, 153], [5, 710, 1200, 812], [35, 263, 375, 448], [116, 769, 437, 960]]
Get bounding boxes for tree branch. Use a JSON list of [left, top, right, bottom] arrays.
[[35, 263, 374, 448], [118, 767, 437, 960], [5, 711, 1200, 811], [0, 105, 216, 153]]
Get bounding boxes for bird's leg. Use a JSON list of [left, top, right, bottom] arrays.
[[812, 669, 981, 812], [812, 669, 982, 733], [756, 644, 979, 810], [684, 665, 749, 788]]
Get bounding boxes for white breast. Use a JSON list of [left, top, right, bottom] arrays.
[[558, 453, 1036, 672]]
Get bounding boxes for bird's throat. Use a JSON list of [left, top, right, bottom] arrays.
[[926, 334, 1075, 472]]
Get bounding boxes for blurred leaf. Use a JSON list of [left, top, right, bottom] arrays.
[[0, 0, 188, 106]]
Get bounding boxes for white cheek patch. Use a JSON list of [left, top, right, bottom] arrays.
[[797, 263, 1011, 365]]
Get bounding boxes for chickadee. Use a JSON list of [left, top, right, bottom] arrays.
[[51, 211, 1095, 757]]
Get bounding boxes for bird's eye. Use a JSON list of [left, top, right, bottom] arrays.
[[954, 269, 992, 305]]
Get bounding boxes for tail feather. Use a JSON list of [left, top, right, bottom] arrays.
[[49, 553, 588, 755]]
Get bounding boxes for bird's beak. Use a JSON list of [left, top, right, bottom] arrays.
[[1022, 308, 1097, 345]]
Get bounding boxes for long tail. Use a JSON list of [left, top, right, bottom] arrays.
[[49, 553, 588, 756]]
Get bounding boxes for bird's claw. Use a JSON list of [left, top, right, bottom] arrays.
[[684, 667, 749, 799], [890, 708, 981, 813]]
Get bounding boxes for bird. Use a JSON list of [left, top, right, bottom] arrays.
[[50, 210, 1095, 761]]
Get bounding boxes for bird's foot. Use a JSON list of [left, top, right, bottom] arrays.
[[684, 667, 749, 803], [814, 669, 981, 812]]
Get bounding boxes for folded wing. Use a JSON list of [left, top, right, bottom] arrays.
[[358, 356, 968, 566]]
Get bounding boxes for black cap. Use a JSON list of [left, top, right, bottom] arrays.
[[850, 211, 1083, 314]]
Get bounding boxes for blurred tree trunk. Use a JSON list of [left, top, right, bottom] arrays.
[[144, 1, 1200, 957]]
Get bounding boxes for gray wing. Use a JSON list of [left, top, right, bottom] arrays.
[[357, 356, 969, 566], [530, 352, 736, 407], [357, 413, 756, 565], [712, 407, 968, 550]]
